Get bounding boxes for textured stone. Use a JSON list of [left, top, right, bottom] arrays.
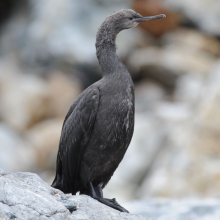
[[0, 170, 151, 220]]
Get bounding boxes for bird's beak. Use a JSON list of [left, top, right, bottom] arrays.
[[134, 14, 166, 23]]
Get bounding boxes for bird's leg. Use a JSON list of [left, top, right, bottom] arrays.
[[79, 163, 128, 212], [94, 183, 103, 198], [104, 197, 129, 213], [92, 183, 129, 213]]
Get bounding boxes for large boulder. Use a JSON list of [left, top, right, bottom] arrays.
[[0, 61, 49, 132], [0, 170, 150, 220], [1, 170, 220, 220], [0, 124, 35, 172], [161, 0, 220, 36]]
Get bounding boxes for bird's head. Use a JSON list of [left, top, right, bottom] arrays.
[[96, 9, 166, 59], [108, 9, 166, 31]]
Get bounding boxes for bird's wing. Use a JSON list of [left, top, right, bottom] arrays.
[[52, 86, 100, 194], [62, 89, 88, 130]]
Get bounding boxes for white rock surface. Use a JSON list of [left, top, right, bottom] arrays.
[[0, 170, 151, 220], [0, 124, 35, 172], [161, 0, 220, 36], [0, 60, 48, 131]]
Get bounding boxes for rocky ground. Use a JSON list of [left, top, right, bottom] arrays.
[[1, 0, 220, 209], [1, 170, 220, 220], [0, 170, 150, 220]]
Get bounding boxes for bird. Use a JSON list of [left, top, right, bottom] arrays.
[[52, 9, 165, 212]]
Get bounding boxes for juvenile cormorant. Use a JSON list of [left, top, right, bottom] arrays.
[[52, 9, 165, 212]]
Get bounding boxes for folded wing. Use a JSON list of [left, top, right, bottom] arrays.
[[52, 87, 100, 194]]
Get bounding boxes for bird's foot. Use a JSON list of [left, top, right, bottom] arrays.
[[105, 198, 129, 213], [85, 182, 129, 213], [90, 196, 128, 212]]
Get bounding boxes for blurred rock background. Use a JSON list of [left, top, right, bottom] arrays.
[[1, 0, 220, 205]]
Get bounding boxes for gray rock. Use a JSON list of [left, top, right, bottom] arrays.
[[0, 170, 151, 220], [0, 0, 142, 65], [124, 199, 220, 220], [161, 0, 220, 36], [128, 44, 216, 76], [25, 119, 63, 171], [0, 124, 35, 172], [0, 60, 48, 131], [46, 72, 82, 118], [27, 0, 138, 63], [196, 60, 220, 132], [133, 60, 220, 199]]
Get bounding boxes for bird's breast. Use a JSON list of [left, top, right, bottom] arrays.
[[97, 84, 134, 146], [81, 82, 134, 182]]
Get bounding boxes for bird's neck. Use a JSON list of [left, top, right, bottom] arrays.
[[95, 25, 124, 77]]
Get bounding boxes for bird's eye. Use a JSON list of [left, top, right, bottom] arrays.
[[129, 17, 133, 20]]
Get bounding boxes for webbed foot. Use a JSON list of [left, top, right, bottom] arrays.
[[105, 198, 129, 213], [84, 182, 129, 213]]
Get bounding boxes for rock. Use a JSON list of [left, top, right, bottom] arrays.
[[135, 81, 166, 112], [161, 0, 220, 36], [0, 0, 142, 66], [127, 28, 218, 87], [133, 60, 220, 199], [174, 73, 204, 104], [137, 118, 220, 198], [25, 118, 63, 171], [128, 44, 216, 78], [0, 59, 49, 131], [0, 124, 35, 172], [162, 28, 220, 57], [196, 61, 220, 132], [127, 46, 179, 89], [0, 170, 151, 220], [137, 123, 193, 198], [124, 199, 220, 220], [46, 72, 82, 118]]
